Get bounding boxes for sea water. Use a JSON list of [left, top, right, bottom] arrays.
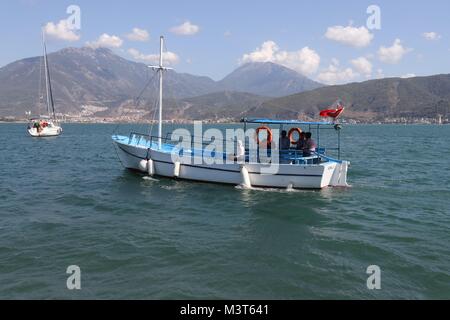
[[0, 123, 449, 299]]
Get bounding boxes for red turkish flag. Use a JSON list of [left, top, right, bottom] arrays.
[[320, 105, 344, 118]]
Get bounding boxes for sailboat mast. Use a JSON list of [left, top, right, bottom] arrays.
[[148, 36, 170, 149], [42, 29, 51, 118], [158, 36, 163, 149]]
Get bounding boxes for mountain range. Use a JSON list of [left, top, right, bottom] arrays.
[[0, 47, 449, 121], [0, 47, 321, 118], [252, 74, 450, 121]]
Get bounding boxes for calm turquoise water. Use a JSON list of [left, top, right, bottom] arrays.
[[0, 123, 449, 299]]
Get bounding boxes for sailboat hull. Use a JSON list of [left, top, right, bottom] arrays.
[[28, 125, 62, 137], [112, 135, 348, 189]]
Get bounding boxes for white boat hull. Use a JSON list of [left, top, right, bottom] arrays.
[[28, 125, 62, 137], [112, 136, 349, 189]]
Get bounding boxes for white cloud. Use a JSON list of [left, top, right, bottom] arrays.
[[325, 25, 374, 48], [351, 57, 372, 76], [86, 34, 123, 48], [224, 30, 232, 37], [170, 21, 200, 35], [126, 28, 149, 42], [44, 19, 80, 41], [422, 32, 441, 41], [242, 41, 278, 63], [378, 39, 411, 64], [401, 73, 416, 78], [128, 48, 179, 65], [317, 59, 358, 85], [241, 40, 320, 75]]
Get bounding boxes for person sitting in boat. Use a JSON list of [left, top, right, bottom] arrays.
[[303, 132, 317, 157], [279, 130, 291, 150], [33, 121, 42, 133], [296, 132, 306, 151]]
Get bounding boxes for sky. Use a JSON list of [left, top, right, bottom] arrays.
[[0, 0, 449, 83]]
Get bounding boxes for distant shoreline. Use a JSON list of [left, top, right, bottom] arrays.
[[1, 119, 447, 125]]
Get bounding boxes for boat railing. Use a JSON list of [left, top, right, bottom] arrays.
[[127, 132, 342, 164], [128, 131, 173, 147], [314, 151, 343, 164]]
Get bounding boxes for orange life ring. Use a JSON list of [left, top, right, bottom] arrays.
[[288, 127, 302, 144], [256, 126, 273, 146]]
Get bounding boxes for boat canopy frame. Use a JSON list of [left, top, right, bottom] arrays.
[[241, 118, 343, 160], [241, 118, 334, 126]]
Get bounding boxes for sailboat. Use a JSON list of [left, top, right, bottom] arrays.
[[112, 36, 349, 189], [27, 29, 62, 137]]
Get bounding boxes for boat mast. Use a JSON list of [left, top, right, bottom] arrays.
[[42, 28, 56, 120], [42, 29, 51, 118], [149, 36, 172, 149], [158, 36, 163, 149]]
